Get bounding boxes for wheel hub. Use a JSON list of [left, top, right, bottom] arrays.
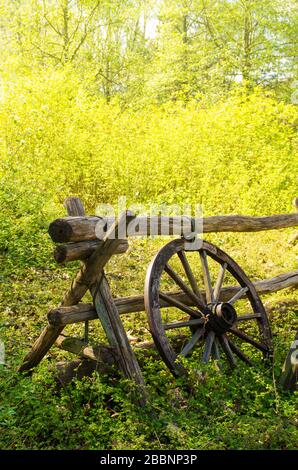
[[206, 302, 237, 335]]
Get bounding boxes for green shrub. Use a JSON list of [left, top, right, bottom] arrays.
[[0, 70, 297, 449]]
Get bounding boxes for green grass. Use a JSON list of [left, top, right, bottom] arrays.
[[0, 80, 297, 449], [0, 234, 297, 450]]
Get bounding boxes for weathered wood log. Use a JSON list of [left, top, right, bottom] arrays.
[[19, 324, 64, 372], [48, 213, 298, 243], [49, 217, 102, 243], [64, 197, 86, 217], [60, 206, 147, 402], [92, 274, 147, 404], [48, 215, 189, 243], [20, 202, 141, 378], [54, 239, 129, 263], [56, 334, 155, 358], [19, 198, 87, 373], [54, 337, 162, 386], [61, 211, 134, 306], [203, 213, 298, 232], [56, 334, 117, 365], [47, 269, 298, 326], [48, 303, 96, 326], [279, 331, 298, 391], [20, 200, 136, 375], [252, 270, 298, 293], [56, 333, 177, 361]]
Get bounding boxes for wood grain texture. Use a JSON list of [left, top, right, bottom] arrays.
[[19, 197, 87, 373], [144, 238, 273, 376], [61, 211, 133, 306], [47, 269, 298, 326], [92, 275, 147, 404], [19, 324, 64, 372], [54, 239, 129, 263], [48, 303, 96, 326], [48, 213, 298, 243], [58, 205, 146, 399], [56, 334, 117, 364], [64, 197, 86, 217]]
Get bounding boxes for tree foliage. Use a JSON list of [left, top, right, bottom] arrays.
[[0, 0, 297, 452], [0, 0, 297, 103]]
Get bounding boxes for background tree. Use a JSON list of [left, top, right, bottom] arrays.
[[0, 0, 297, 103]]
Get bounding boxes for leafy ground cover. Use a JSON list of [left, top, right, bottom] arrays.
[[0, 81, 297, 449]]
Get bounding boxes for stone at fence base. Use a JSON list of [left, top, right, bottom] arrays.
[[55, 358, 116, 387]]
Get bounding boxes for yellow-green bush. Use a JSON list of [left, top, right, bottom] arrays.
[[1, 69, 298, 452], [1, 69, 297, 271]]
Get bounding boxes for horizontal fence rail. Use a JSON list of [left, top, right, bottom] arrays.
[[47, 269, 298, 326], [49, 212, 298, 244]]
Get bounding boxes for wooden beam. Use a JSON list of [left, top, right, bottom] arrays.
[[58, 207, 147, 401], [47, 269, 298, 326], [54, 239, 129, 263], [55, 334, 117, 364], [64, 197, 86, 217], [19, 324, 64, 372], [48, 303, 95, 326], [48, 212, 298, 243], [56, 334, 155, 357], [92, 274, 147, 404], [19, 197, 87, 373], [61, 211, 134, 306]]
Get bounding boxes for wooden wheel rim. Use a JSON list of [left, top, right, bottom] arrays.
[[144, 239, 273, 377]]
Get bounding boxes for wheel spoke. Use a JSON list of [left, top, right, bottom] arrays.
[[227, 338, 253, 366], [228, 286, 248, 305], [145, 238, 273, 377], [230, 327, 269, 353], [202, 331, 215, 363], [159, 292, 201, 318], [211, 337, 221, 360], [218, 334, 237, 368], [213, 263, 227, 302], [164, 318, 204, 330], [164, 263, 205, 311], [177, 251, 205, 304], [199, 250, 214, 303], [236, 313, 262, 322], [180, 328, 205, 357]]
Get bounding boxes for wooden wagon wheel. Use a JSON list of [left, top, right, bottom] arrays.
[[144, 239, 273, 377]]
